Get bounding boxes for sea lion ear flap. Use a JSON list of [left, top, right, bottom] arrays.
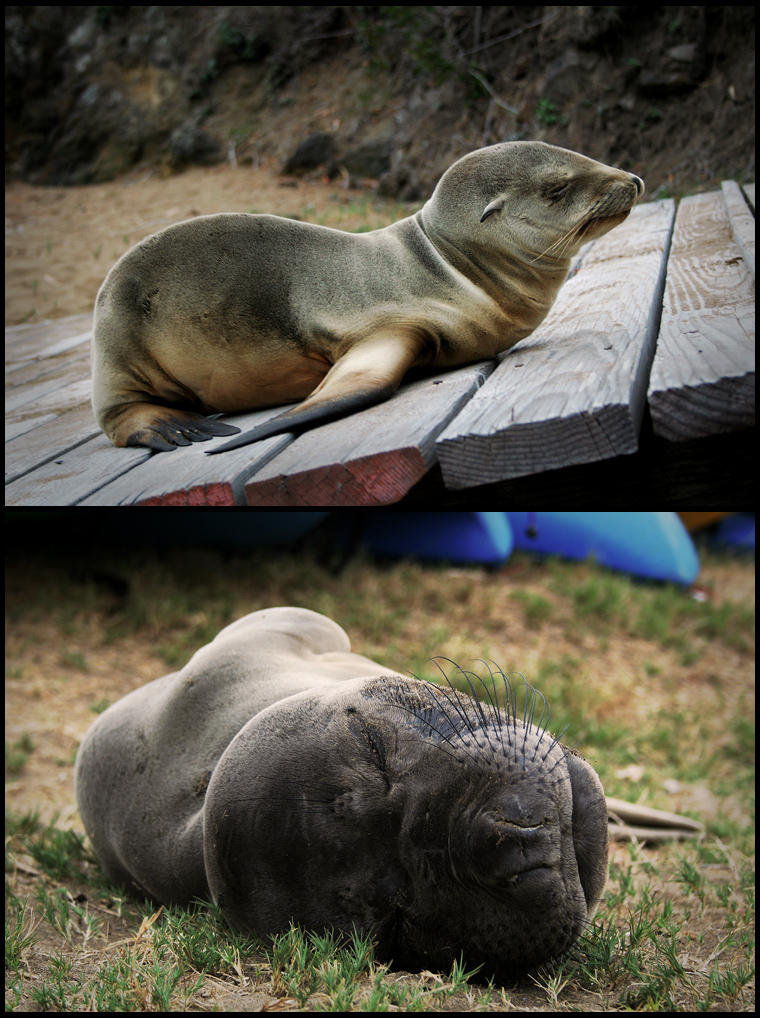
[[480, 198, 505, 223], [564, 747, 609, 917]]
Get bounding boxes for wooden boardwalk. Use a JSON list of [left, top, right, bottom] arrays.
[[6, 183, 754, 507]]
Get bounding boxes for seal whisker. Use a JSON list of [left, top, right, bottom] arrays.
[[423, 659, 478, 737], [409, 666, 451, 723], [481, 660, 535, 761], [425, 660, 484, 736], [504, 670, 521, 734], [531, 202, 610, 263], [544, 724, 574, 772], [525, 685, 553, 764], [476, 659, 505, 728], [392, 702, 484, 767], [426, 659, 512, 770], [454, 667, 497, 735]]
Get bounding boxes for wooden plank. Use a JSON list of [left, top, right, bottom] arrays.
[[7, 360, 491, 506], [6, 408, 284, 506], [5, 313, 93, 365], [73, 407, 294, 505], [5, 315, 101, 495], [5, 431, 149, 507], [6, 315, 91, 425], [7, 358, 92, 430], [6, 345, 90, 418], [435, 199, 676, 490], [648, 190, 755, 441], [394, 428, 755, 507], [5, 383, 98, 485], [242, 362, 495, 506], [721, 181, 755, 278]]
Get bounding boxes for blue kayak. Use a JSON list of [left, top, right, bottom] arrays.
[[361, 512, 514, 565], [505, 512, 699, 583]]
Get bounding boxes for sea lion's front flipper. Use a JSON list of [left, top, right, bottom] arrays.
[[206, 334, 421, 454], [606, 796, 704, 843]]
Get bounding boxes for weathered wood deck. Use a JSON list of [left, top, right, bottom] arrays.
[[5, 182, 754, 507]]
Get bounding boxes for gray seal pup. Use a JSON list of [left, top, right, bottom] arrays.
[[74, 606, 609, 981], [90, 142, 644, 452]]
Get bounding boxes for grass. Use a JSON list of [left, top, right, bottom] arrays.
[[5, 536, 755, 1010]]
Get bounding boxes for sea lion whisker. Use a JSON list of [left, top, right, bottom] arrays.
[[424, 660, 482, 735], [392, 702, 484, 767], [422, 659, 478, 736], [531, 201, 605, 263], [544, 724, 574, 772], [426, 663, 517, 770], [529, 222, 582, 263], [407, 666, 472, 743], [470, 658, 508, 728]]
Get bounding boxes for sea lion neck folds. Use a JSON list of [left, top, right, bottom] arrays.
[[75, 607, 609, 982], [90, 142, 643, 452]]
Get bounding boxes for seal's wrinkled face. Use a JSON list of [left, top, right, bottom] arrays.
[[204, 671, 608, 981]]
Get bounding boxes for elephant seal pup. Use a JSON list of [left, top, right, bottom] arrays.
[[75, 606, 608, 981], [90, 142, 644, 452]]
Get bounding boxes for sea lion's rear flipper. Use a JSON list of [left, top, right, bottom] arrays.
[[605, 796, 704, 843], [119, 407, 241, 451], [104, 403, 242, 452], [206, 334, 421, 454]]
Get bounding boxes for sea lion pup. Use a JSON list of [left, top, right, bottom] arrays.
[[90, 142, 644, 452], [75, 606, 609, 981]]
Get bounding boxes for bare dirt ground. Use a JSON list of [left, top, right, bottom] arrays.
[[5, 162, 408, 327]]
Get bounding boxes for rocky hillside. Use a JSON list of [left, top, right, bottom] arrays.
[[5, 6, 755, 198]]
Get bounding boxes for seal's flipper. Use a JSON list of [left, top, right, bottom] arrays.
[[606, 796, 704, 843], [115, 405, 241, 452], [207, 335, 420, 454], [206, 386, 395, 453], [564, 749, 609, 916]]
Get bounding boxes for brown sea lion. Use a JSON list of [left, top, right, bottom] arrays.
[[90, 142, 643, 453]]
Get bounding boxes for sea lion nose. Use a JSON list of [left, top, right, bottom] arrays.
[[464, 813, 561, 892], [631, 174, 645, 197]]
